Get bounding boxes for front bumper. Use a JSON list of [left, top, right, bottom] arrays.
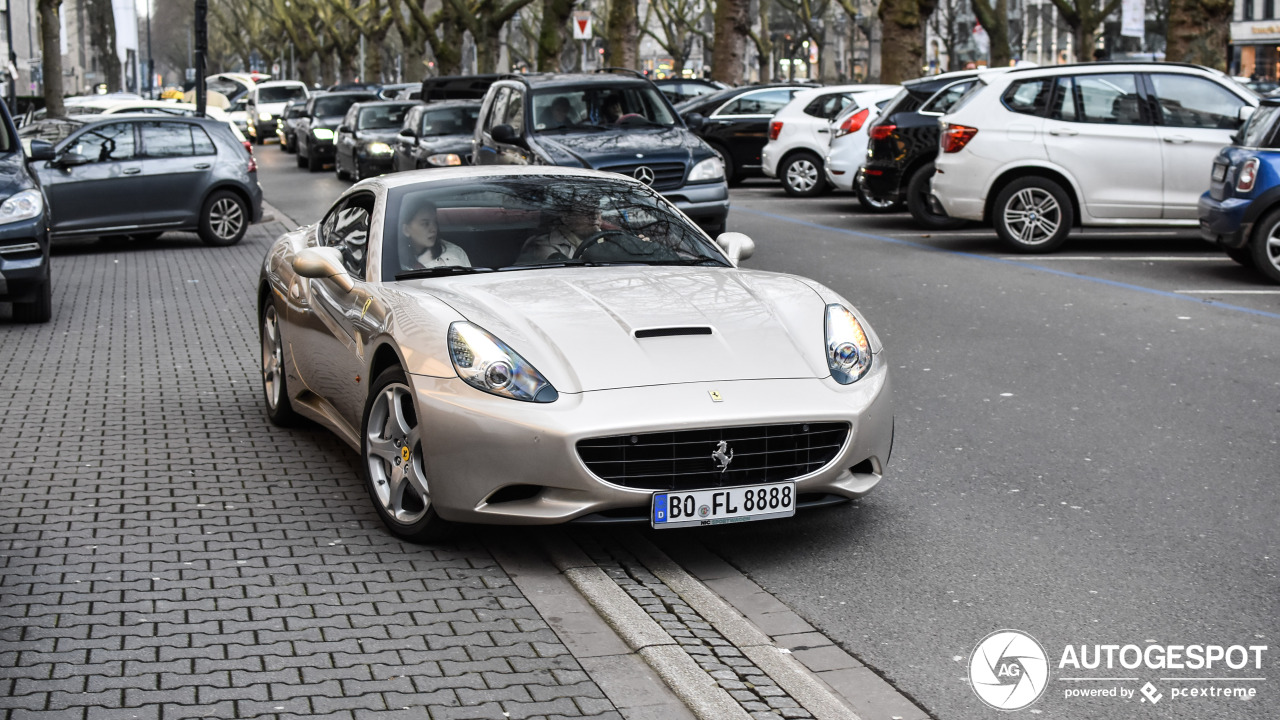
[[409, 371, 893, 525], [0, 215, 50, 302], [309, 138, 336, 160], [663, 181, 730, 225], [1198, 192, 1251, 249], [357, 151, 396, 175]]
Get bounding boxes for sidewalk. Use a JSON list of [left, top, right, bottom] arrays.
[[0, 219, 626, 719]]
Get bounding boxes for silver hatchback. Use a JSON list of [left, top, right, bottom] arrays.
[[21, 114, 263, 246]]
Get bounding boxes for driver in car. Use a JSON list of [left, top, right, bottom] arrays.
[[515, 205, 604, 263]]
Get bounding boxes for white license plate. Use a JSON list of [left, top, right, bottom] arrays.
[[1212, 164, 1227, 182], [651, 482, 796, 529]]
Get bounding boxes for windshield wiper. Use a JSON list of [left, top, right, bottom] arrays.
[[395, 266, 496, 280]]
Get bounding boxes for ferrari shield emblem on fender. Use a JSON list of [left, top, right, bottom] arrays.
[[709, 390, 723, 402]]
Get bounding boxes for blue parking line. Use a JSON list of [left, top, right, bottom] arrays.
[[737, 208, 1280, 322]]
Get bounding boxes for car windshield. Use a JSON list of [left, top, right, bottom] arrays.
[[359, 104, 412, 130], [421, 106, 480, 135], [531, 85, 677, 132], [315, 95, 371, 117], [259, 86, 306, 103], [1240, 104, 1280, 147], [20, 118, 83, 146], [382, 176, 728, 280]]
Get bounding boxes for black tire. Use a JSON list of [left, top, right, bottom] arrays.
[[307, 150, 323, 172], [361, 366, 454, 543], [906, 163, 967, 230], [295, 147, 307, 167], [198, 190, 249, 246], [856, 183, 901, 213], [708, 142, 739, 186], [278, 136, 289, 152], [260, 302, 299, 426], [992, 176, 1074, 254], [1249, 208, 1280, 283], [254, 132, 265, 146], [286, 136, 296, 153], [780, 152, 829, 197], [12, 277, 51, 323], [1224, 247, 1253, 266], [335, 155, 351, 181]]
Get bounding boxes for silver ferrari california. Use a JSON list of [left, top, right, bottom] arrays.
[[258, 166, 893, 541]]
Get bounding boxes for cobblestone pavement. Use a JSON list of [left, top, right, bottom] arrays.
[[0, 224, 622, 720]]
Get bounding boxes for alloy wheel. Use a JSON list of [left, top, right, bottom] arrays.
[[786, 158, 819, 193], [365, 384, 430, 524], [261, 306, 284, 410], [1002, 188, 1062, 246], [209, 197, 246, 243], [1264, 227, 1280, 274]]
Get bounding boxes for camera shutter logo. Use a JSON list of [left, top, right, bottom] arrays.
[[969, 630, 1050, 711]]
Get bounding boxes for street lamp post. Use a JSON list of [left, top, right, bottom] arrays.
[[146, 0, 154, 98]]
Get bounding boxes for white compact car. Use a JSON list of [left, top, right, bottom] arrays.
[[762, 84, 897, 197], [247, 80, 310, 144], [931, 63, 1257, 252], [823, 87, 905, 210]]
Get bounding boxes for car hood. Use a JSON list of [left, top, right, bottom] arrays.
[[399, 266, 833, 392], [534, 127, 700, 169], [257, 101, 290, 116], [358, 128, 401, 142], [416, 133, 474, 152]]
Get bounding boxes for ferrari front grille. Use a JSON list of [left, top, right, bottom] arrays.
[[576, 422, 849, 491]]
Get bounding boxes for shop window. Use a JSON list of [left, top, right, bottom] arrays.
[[1267, 0, 1275, 19], [1244, 0, 1254, 20]]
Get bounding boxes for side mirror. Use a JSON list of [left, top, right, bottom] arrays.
[[293, 246, 355, 293], [715, 231, 755, 265], [685, 112, 706, 130], [27, 140, 55, 161], [398, 127, 416, 138], [57, 152, 91, 168], [337, 124, 352, 134], [491, 123, 518, 144], [1240, 105, 1257, 123]]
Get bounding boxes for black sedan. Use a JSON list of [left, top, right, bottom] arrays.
[[334, 100, 419, 181], [295, 91, 379, 172], [391, 100, 481, 173], [275, 98, 309, 153], [675, 83, 812, 184]]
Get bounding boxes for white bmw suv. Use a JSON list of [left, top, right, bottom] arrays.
[[931, 63, 1257, 252]]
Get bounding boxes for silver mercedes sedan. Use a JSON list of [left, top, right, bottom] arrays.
[[257, 166, 893, 542]]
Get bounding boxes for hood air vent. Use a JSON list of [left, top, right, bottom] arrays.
[[633, 326, 714, 339]]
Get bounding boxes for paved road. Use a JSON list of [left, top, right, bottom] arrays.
[[254, 148, 1280, 720]]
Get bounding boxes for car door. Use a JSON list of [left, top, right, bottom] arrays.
[[394, 106, 421, 171], [293, 192, 380, 427], [474, 87, 509, 166], [706, 88, 798, 169], [34, 121, 145, 235], [802, 92, 853, 147], [1042, 73, 1163, 220], [1145, 73, 1250, 219], [135, 121, 218, 227], [493, 87, 531, 165]]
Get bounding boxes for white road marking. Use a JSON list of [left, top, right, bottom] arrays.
[[996, 256, 1230, 261], [1176, 289, 1280, 294]]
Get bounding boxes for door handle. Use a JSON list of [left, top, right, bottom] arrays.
[[1049, 128, 1079, 136], [817, 128, 830, 133], [194, 162, 211, 169], [1163, 136, 1193, 144], [123, 167, 141, 175]]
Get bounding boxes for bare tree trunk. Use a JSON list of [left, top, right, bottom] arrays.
[[538, 0, 575, 71], [712, 0, 750, 84], [605, 0, 639, 67], [86, 0, 122, 91], [972, 0, 1011, 66], [755, 0, 773, 81], [38, 0, 64, 115], [878, 0, 925, 83]]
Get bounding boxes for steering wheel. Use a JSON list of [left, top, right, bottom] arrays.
[[616, 113, 645, 125], [571, 229, 647, 259]]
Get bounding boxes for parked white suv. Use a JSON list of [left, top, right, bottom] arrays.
[[762, 84, 896, 196], [931, 63, 1257, 252], [823, 87, 904, 209]]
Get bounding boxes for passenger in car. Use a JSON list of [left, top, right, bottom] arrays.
[[401, 197, 471, 268], [514, 205, 603, 263]]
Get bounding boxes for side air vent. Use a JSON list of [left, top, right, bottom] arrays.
[[634, 326, 714, 339]]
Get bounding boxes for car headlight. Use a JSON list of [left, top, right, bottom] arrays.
[[259, 112, 272, 121], [427, 153, 462, 166], [448, 321, 558, 403], [825, 304, 872, 384], [0, 189, 44, 225], [688, 156, 725, 182], [366, 142, 393, 156], [312, 128, 334, 141]]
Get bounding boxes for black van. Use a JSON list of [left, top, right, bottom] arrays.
[[473, 71, 729, 235], [1, 100, 54, 323]]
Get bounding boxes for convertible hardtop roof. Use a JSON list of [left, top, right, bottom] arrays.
[[366, 164, 649, 192]]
